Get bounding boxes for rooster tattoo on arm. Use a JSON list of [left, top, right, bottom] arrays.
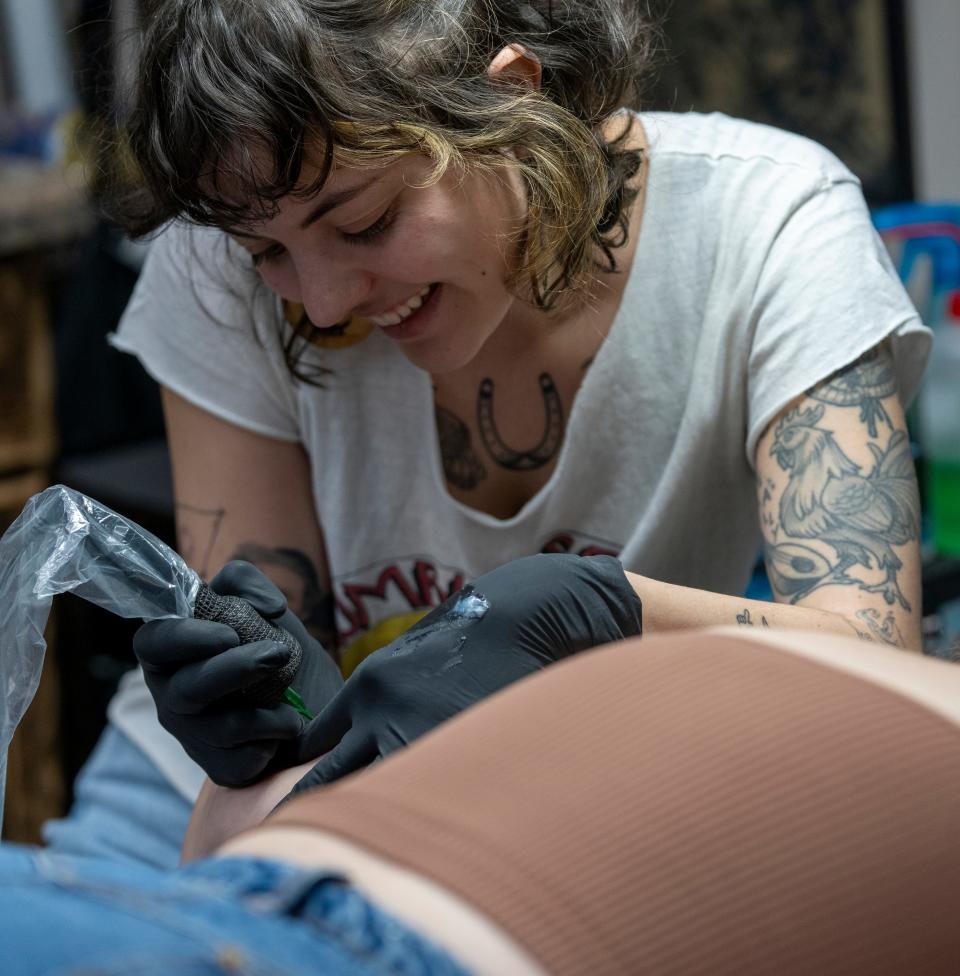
[[765, 403, 920, 611]]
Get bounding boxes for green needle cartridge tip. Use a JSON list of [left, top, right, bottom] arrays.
[[282, 686, 314, 721]]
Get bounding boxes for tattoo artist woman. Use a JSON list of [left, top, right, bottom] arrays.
[[68, 0, 930, 847]]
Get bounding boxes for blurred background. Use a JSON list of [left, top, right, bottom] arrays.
[[1, 0, 958, 841]]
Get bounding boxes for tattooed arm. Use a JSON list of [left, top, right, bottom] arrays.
[[162, 388, 337, 649], [623, 341, 922, 651], [754, 341, 921, 649]]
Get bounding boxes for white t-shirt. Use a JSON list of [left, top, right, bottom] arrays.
[[109, 112, 930, 800]]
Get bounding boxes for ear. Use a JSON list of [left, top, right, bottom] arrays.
[[487, 43, 542, 90]]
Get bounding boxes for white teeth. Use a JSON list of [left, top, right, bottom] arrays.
[[369, 285, 433, 327]]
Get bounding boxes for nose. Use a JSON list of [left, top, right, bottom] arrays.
[[296, 260, 375, 328]]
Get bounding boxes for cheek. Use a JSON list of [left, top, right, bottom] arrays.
[[390, 185, 481, 273], [390, 208, 510, 290], [387, 207, 445, 266]]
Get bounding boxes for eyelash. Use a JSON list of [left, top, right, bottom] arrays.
[[250, 244, 284, 267], [250, 208, 396, 266], [342, 207, 396, 245]]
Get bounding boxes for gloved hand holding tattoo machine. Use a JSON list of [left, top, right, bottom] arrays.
[[0, 485, 342, 830], [0, 486, 642, 827]]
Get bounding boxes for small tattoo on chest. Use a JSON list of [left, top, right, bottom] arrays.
[[435, 405, 488, 490], [476, 372, 565, 471]]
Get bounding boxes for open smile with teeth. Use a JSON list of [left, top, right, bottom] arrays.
[[367, 284, 434, 327]]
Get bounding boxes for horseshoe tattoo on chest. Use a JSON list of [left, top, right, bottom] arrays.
[[476, 373, 565, 470]]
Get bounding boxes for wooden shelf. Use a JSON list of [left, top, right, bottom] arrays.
[[3, 615, 64, 844], [1, 487, 65, 842], [0, 161, 93, 258], [0, 163, 89, 838], [0, 258, 57, 473]]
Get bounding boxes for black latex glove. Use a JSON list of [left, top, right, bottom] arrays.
[[134, 560, 343, 787], [283, 553, 642, 800]]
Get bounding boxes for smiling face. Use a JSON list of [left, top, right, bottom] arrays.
[[230, 150, 534, 375], [124, 11, 653, 377]]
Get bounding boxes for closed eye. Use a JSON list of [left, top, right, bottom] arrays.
[[250, 243, 286, 267], [249, 206, 396, 266], [342, 207, 396, 245]]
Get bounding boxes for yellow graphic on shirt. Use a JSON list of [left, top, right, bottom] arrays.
[[339, 609, 430, 678], [283, 300, 374, 349]]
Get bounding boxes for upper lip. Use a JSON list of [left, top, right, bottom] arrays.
[[357, 285, 432, 319]]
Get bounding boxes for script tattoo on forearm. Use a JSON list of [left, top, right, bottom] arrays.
[[175, 502, 225, 579], [737, 608, 769, 627], [231, 542, 337, 651], [435, 405, 487, 490], [764, 345, 919, 615]]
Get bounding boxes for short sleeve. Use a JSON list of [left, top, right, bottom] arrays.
[[745, 177, 931, 467], [109, 222, 302, 441]]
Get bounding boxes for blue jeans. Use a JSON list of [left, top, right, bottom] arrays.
[[42, 722, 193, 870], [0, 843, 470, 975]]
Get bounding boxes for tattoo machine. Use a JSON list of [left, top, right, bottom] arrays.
[[0, 484, 313, 834]]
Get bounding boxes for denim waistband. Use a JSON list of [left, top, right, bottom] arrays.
[[4, 845, 471, 976]]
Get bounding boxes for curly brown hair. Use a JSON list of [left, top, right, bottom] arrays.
[[101, 0, 660, 375]]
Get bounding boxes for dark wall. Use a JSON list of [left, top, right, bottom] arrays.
[[646, 0, 913, 205]]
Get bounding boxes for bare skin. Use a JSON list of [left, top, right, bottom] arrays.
[[185, 762, 547, 976]]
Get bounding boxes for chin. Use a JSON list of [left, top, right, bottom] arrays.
[[398, 333, 489, 376], [399, 346, 468, 376]]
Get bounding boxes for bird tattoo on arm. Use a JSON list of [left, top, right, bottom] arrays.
[[766, 403, 919, 611], [758, 343, 922, 649]]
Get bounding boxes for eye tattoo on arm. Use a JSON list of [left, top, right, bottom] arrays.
[[230, 542, 338, 652]]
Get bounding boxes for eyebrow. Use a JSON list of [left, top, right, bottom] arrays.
[[299, 173, 385, 229], [230, 173, 385, 241]]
